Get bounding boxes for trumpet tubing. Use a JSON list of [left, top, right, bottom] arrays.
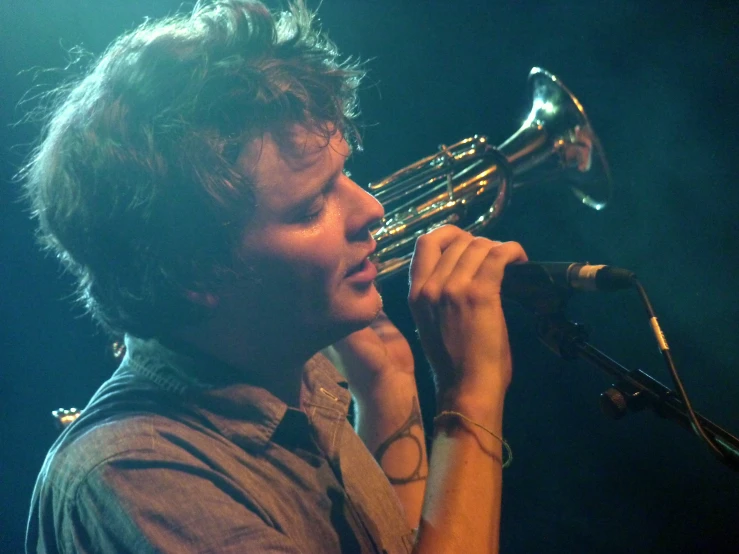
[[369, 67, 612, 280]]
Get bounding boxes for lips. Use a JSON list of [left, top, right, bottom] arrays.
[[345, 246, 378, 281], [346, 259, 367, 277], [345, 258, 378, 282]]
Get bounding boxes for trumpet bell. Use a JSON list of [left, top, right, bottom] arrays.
[[508, 67, 611, 210], [369, 67, 612, 280]]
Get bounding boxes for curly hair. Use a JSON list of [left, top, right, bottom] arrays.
[[21, 0, 365, 339]]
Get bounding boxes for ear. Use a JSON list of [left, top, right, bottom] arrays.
[[185, 290, 220, 309]]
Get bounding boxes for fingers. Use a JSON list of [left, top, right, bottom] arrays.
[[408, 225, 468, 292], [440, 238, 505, 299], [409, 225, 527, 302], [409, 235, 524, 341], [472, 240, 528, 290], [420, 234, 478, 297], [407, 226, 528, 389]]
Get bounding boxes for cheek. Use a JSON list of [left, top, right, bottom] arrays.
[[249, 241, 344, 303], [291, 246, 346, 297], [240, 217, 347, 306], [273, 226, 346, 287]]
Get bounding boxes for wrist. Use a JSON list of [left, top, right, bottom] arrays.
[[350, 372, 419, 408], [435, 387, 506, 431]]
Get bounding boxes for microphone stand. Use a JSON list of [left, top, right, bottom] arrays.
[[535, 311, 739, 472]]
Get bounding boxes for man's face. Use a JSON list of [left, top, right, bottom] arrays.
[[233, 125, 385, 345]]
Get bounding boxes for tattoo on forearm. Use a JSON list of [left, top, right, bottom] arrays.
[[373, 396, 427, 485]]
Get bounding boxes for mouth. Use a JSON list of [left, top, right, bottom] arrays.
[[346, 258, 374, 277], [345, 246, 378, 281]]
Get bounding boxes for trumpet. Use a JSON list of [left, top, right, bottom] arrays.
[[369, 67, 612, 279]]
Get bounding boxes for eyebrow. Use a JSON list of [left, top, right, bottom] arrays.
[[281, 131, 353, 170]]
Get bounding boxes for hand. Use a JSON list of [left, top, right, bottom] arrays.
[[407, 226, 527, 413], [322, 311, 415, 397]]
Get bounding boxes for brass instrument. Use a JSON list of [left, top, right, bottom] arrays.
[[370, 67, 612, 279]]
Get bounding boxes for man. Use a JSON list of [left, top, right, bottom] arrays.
[[24, 1, 526, 552]]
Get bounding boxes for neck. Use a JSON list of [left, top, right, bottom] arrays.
[[169, 318, 330, 406]]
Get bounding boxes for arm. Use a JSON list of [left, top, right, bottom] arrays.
[[323, 313, 428, 531], [408, 226, 527, 554]]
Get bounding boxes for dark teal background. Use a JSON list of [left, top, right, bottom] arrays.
[[2, 1, 738, 552]]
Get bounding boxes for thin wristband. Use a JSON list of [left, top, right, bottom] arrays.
[[433, 410, 513, 468]]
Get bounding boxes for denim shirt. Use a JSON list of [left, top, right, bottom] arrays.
[[26, 335, 414, 553]]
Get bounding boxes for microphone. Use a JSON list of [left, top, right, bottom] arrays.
[[501, 262, 635, 313]]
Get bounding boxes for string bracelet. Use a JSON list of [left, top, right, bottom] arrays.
[[433, 410, 513, 468]]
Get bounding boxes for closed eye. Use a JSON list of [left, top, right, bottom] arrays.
[[292, 169, 351, 224], [298, 196, 326, 223]]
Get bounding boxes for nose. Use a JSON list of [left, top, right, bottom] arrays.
[[344, 177, 385, 241]]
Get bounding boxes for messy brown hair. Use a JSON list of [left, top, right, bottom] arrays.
[[21, 0, 364, 338]]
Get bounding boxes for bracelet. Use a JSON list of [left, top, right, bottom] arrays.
[[433, 410, 513, 468]]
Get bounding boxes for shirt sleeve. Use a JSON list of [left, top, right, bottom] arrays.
[[59, 448, 303, 554]]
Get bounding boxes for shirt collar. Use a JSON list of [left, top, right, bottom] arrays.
[[121, 334, 351, 450]]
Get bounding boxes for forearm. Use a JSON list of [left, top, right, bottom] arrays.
[[414, 393, 506, 554], [403, 226, 525, 553], [352, 373, 428, 530]]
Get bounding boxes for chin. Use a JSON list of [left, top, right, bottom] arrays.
[[333, 286, 384, 333]]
